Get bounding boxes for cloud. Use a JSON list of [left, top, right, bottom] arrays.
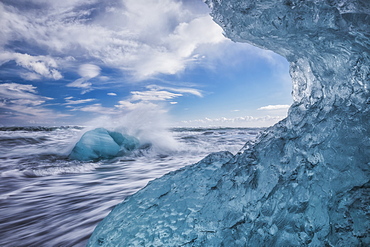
[[67, 64, 101, 90], [147, 85, 203, 97], [65, 85, 201, 115], [0, 52, 62, 80], [0, 0, 226, 80], [178, 115, 286, 128], [257, 105, 290, 110], [130, 90, 182, 102], [116, 90, 181, 111], [64, 97, 96, 105], [129, 14, 226, 80], [116, 84, 203, 111], [0, 83, 68, 124], [78, 64, 101, 78], [0, 83, 51, 102], [115, 100, 159, 111], [107, 93, 117, 96], [168, 15, 226, 58], [66, 78, 92, 89]]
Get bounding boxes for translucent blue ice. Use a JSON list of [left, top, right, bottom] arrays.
[[88, 0, 369, 246], [69, 128, 139, 161]]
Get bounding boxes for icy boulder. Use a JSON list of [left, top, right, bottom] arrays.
[[69, 128, 139, 161], [89, 0, 369, 246]]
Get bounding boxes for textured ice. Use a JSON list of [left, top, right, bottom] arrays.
[[88, 0, 369, 246], [69, 128, 139, 161]]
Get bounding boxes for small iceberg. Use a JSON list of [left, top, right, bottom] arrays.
[[69, 128, 140, 161]]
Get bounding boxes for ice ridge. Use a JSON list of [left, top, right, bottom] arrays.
[[88, 0, 369, 246]]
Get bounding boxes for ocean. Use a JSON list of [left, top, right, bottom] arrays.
[[0, 126, 264, 246]]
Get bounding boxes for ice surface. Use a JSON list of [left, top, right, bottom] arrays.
[[88, 0, 369, 246], [69, 128, 139, 161]]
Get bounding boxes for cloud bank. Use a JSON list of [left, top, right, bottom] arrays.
[[0, 0, 226, 81]]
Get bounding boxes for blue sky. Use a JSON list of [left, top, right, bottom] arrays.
[[0, 0, 292, 127]]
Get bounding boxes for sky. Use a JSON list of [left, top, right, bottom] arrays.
[[0, 0, 292, 127]]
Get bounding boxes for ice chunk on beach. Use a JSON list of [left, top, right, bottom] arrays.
[[69, 128, 139, 161]]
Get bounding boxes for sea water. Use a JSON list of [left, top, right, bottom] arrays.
[[0, 126, 263, 246]]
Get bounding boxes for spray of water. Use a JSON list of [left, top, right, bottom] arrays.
[[82, 104, 182, 156]]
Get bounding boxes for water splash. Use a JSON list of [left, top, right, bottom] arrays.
[[83, 104, 182, 155]]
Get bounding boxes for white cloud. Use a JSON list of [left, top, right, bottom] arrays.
[[116, 90, 180, 111], [0, 0, 227, 80], [178, 115, 286, 128], [258, 105, 290, 110], [64, 97, 96, 105], [66, 78, 92, 89], [115, 100, 159, 111], [130, 90, 182, 102], [107, 92, 117, 96], [20, 72, 42, 81], [66, 85, 198, 115], [0, 83, 50, 101], [115, 83, 204, 111], [128, 14, 226, 80], [0, 52, 62, 80], [0, 83, 68, 123], [67, 64, 101, 90], [147, 85, 203, 97], [168, 15, 226, 58], [78, 64, 101, 78]]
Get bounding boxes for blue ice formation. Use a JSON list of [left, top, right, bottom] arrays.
[[88, 0, 369, 246], [69, 128, 139, 161]]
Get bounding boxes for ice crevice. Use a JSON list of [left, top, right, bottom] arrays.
[[88, 0, 369, 246]]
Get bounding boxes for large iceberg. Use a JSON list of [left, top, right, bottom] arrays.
[[69, 128, 140, 161], [88, 0, 369, 246]]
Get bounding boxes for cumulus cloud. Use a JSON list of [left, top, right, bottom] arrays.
[[257, 105, 290, 110], [107, 93, 117, 96]]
